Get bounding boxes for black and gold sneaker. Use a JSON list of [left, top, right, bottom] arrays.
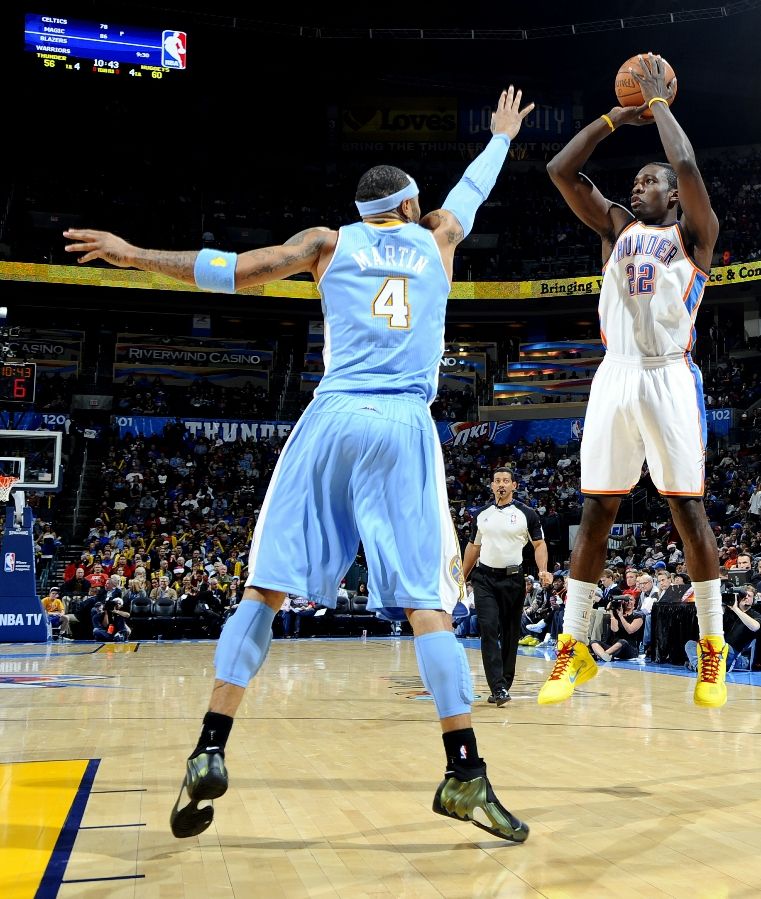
[[432, 764, 529, 843], [170, 751, 229, 838]]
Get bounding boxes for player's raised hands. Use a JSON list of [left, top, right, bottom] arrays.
[[491, 86, 535, 140], [607, 102, 654, 127], [630, 53, 675, 107]]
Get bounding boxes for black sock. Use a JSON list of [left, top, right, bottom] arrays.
[[442, 728, 484, 772], [190, 711, 233, 759]]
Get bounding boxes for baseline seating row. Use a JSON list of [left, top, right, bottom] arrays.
[[287, 595, 410, 638], [63, 593, 412, 640], [63, 595, 211, 640], [128, 596, 212, 639]]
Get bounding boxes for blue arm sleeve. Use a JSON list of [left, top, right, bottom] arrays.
[[442, 133, 510, 238]]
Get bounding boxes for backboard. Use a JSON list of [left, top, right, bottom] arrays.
[[0, 430, 62, 490]]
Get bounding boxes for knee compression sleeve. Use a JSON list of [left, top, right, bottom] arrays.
[[414, 631, 473, 719], [214, 600, 275, 687]]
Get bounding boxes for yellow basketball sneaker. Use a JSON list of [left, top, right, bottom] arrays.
[[537, 634, 598, 705], [694, 635, 728, 708]]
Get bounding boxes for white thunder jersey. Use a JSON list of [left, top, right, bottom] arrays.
[[599, 220, 706, 357], [583, 220, 709, 496]]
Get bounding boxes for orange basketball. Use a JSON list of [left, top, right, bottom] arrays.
[[615, 54, 677, 119]]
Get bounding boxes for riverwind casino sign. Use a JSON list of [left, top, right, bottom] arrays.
[[112, 334, 273, 390]]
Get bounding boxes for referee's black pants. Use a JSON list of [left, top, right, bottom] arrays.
[[472, 567, 526, 694]]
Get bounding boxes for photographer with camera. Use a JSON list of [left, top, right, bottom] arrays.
[[590, 594, 644, 662], [91, 596, 131, 643], [685, 585, 760, 672]]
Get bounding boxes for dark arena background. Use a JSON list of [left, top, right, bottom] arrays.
[[1, 2, 761, 897]]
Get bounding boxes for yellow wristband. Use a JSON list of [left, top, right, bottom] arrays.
[[600, 114, 615, 132], [647, 97, 669, 110]]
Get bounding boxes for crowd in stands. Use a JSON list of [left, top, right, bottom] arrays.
[[429, 385, 476, 421], [7, 140, 761, 280], [703, 357, 761, 410], [27, 413, 759, 666], [35, 372, 77, 410], [115, 374, 274, 419]]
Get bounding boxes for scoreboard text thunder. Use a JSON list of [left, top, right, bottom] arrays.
[[24, 12, 188, 78]]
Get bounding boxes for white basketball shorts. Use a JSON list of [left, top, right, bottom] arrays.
[[580, 353, 707, 496]]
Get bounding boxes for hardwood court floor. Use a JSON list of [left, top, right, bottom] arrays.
[[1, 636, 761, 899]]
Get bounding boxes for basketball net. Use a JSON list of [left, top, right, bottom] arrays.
[[0, 475, 19, 503], [0, 476, 23, 526]]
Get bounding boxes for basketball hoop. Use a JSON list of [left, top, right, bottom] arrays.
[[0, 475, 19, 502]]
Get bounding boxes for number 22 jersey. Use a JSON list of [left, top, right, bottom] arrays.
[[599, 220, 708, 359]]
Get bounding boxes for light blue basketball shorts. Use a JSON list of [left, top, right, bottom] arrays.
[[245, 391, 464, 617]]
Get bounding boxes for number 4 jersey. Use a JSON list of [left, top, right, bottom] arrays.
[[599, 220, 708, 358], [315, 221, 450, 403]]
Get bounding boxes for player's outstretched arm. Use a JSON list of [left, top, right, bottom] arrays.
[[429, 86, 534, 243], [64, 226, 337, 292], [234, 227, 336, 287], [546, 101, 647, 245], [63, 229, 203, 285], [630, 53, 718, 259], [549, 87, 657, 242]]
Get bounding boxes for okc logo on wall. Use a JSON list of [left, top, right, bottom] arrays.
[[4, 552, 15, 573], [162, 31, 187, 69], [439, 420, 514, 447]]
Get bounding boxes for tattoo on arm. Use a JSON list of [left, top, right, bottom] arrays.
[[283, 229, 323, 249], [426, 211, 464, 245], [240, 229, 325, 280], [446, 223, 464, 245], [134, 249, 199, 283]]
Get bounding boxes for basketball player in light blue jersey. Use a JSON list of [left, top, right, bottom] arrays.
[[64, 85, 535, 843], [536, 54, 727, 710]]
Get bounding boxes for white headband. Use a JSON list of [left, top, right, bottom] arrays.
[[355, 178, 419, 216]]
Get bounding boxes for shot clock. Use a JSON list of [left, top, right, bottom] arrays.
[[24, 12, 188, 78], [0, 362, 36, 404]]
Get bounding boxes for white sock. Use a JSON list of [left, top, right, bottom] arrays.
[[562, 578, 598, 643], [692, 579, 724, 638]]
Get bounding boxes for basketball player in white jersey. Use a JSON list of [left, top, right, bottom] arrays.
[[536, 54, 727, 708], [64, 87, 535, 843]]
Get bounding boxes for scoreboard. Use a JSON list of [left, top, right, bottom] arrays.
[[0, 363, 36, 404], [24, 12, 188, 78]]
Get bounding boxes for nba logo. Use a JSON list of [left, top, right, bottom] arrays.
[[161, 31, 187, 69], [4, 552, 15, 573]]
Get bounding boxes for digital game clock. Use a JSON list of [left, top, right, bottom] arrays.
[[0, 363, 37, 404]]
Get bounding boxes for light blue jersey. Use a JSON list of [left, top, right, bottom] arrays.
[[315, 221, 450, 403], [245, 221, 464, 616]]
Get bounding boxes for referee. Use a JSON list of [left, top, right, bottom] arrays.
[[462, 467, 550, 706]]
